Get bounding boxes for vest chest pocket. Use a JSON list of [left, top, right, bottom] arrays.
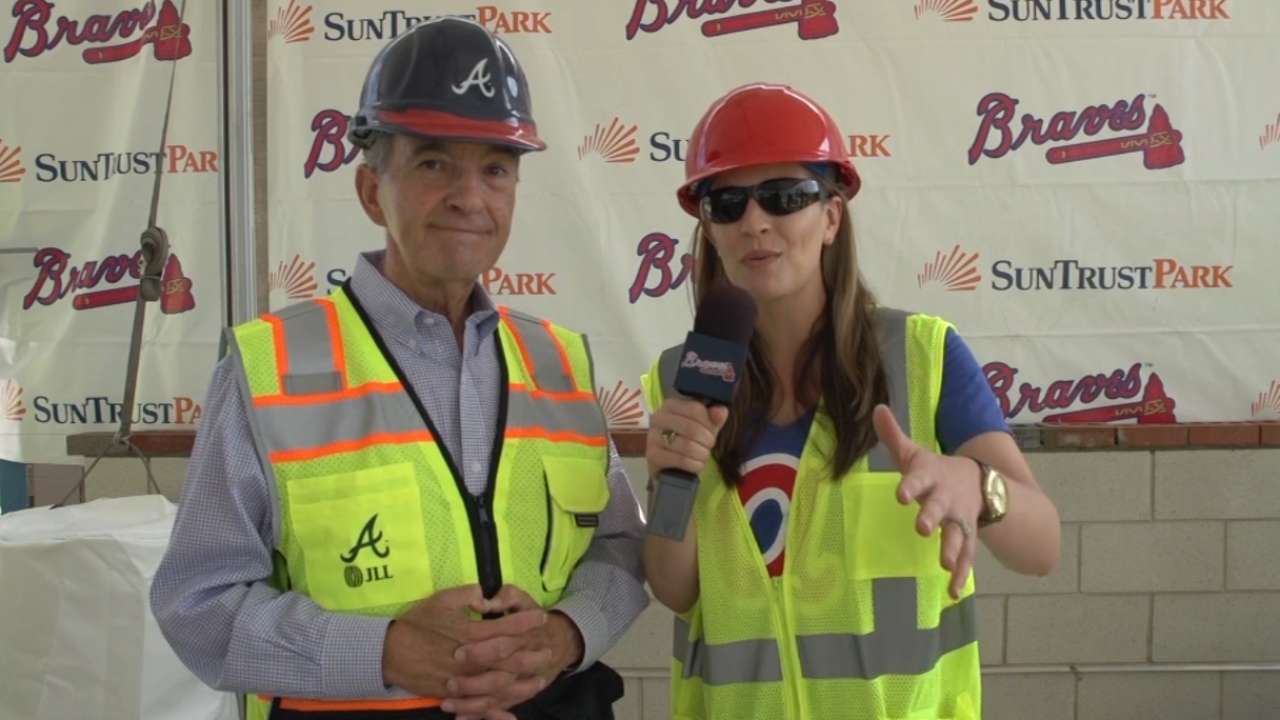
[[843, 472, 944, 580], [284, 463, 433, 613], [541, 456, 610, 593]]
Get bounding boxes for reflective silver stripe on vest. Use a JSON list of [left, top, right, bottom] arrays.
[[505, 310, 576, 393], [507, 391, 606, 438], [868, 308, 911, 472], [673, 578, 976, 684], [254, 387, 606, 453], [674, 616, 783, 686], [797, 577, 977, 679], [275, 301, 342, 395], [255, 391, 423, 452]]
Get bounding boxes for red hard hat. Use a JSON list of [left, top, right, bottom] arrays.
[[677, 83, 861, 217]]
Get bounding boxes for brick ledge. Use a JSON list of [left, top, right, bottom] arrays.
[[65, 423, 1280, 460]]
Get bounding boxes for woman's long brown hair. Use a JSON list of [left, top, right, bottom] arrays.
[[691, 197, 888, 485]]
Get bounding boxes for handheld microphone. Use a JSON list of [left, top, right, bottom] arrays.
[[649, 283, 757, 540]]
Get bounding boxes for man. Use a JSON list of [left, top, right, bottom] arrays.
[[151, 17, 647, 720]]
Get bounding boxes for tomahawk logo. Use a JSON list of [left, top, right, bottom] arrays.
[[452, 58, 495, 98]]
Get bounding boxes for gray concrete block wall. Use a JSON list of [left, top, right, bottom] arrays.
[[30, 449, 1280, 718]]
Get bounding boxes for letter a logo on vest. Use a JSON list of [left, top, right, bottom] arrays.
[[452, 59, 495, 98], [340, 514, 391, 563]]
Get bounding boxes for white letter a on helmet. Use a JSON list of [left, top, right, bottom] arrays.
[[452, 59, 495, 98]]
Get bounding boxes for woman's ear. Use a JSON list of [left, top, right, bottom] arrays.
[[822, 198, 843, 246]]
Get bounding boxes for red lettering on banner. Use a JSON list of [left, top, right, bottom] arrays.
[[304, 109, 360, 179], [4, 0, 156, 63], [629, 232, 692, 303], [22, 247, 145, 310], [983, 361, 1143, 419], [627, 0, 799, 40], [968, 93, 1147, 165]]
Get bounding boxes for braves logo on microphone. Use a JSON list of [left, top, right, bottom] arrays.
[[985, 361, 1178, 424], [21, 246, 196, 314], [4, 0, 194, 65], [682, 352, 736, 383], [969, 92, 1185, 170], [626, 0, 840, 41]]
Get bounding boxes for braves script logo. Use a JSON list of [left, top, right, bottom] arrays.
[[630, 232, 693, 303], [268, 0, 314, 43], [579, 118, 639, 163], [2, 381, 26, 422], [0, 136, 23, 182], [598, 381, 644, 428], [683, 352, 736, 383], [23, 246, 195, 314], [5, 0, 193, 64], [919, 245, 981, 291], [969, 93, 1185, 170], [626, 0, 838, 41], [985, 361, 1177, 423], [269, 254, 319, 301], [914, 0, 978, 21], [305, 109, 359, 178]]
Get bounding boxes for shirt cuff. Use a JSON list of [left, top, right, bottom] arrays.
[[551, 592, 609, 672], [320, 612, 395, 697]]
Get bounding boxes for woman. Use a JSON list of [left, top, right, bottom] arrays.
[[641, 84, 1061, 720]]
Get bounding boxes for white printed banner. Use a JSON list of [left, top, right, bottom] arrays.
[[265, 0, 1280, 428], [1, 0, 225, 463]]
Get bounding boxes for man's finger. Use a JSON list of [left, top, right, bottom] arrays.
[[447, 669, 518, 698], [872, 404, 917, 472], [492, 648, 556, 677], [441, 691, 503, 717], [464, 608, 547, 643], [456, 634, 529, 667], [488, 584, 539, 614]]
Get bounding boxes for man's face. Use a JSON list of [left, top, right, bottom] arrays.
[[355, 134, 520, 294]]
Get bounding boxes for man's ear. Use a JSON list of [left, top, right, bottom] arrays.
[[355, 162, 387, 227]]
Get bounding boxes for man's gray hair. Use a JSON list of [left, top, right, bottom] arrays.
[[361, 131, 394, 173]]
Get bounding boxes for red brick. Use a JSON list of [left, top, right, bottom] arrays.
[[1187, 424, 1260, 448], [1262, 423, 1280, 447], [1042, 425, 1117, 450], [1117, 425, 1188, 449], [610, 429, 648, 458]]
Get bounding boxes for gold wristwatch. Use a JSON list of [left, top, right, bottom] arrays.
[[976, 460, 1009, 528]]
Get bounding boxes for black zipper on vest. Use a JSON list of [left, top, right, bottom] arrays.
[[344, 281, 505, 604]]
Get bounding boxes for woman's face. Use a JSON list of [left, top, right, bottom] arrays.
[[702, 163, 842, 307]]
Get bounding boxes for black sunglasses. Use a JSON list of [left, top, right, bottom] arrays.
[[699, 177, 831, 224]]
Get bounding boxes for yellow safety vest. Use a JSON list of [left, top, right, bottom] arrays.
[[643, 309, 981, 720], [230, 285, 609, 718]]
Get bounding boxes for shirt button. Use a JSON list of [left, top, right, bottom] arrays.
[[470, 461, 482, 475]]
